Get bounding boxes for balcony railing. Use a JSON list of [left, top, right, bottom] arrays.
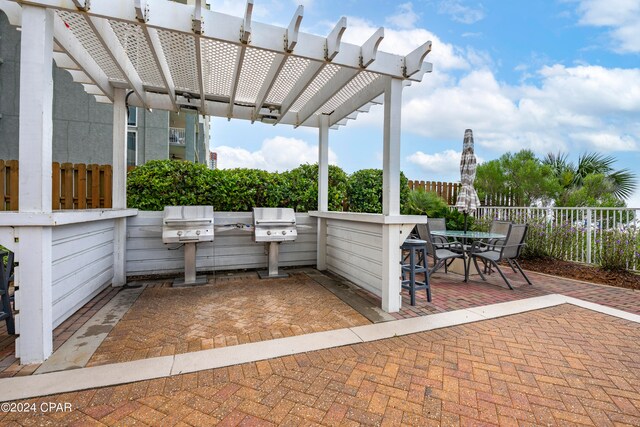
[[169, 127, 186, 145]]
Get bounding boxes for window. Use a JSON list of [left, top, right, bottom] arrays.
[[127, 131, 137, 166], [127, 106, 137, 127]]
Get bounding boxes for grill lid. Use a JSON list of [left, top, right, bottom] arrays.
[[253, 207, 296, 225]]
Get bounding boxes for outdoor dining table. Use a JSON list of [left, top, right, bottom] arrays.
[[429, 230, 507, 281]]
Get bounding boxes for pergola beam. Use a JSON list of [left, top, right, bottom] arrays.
[[228, 0, 253, 118], [404, 41, 431, 78], [52, 13, 114, 100], [192, 0, 206, 113], [328, 77, 385, 126], [296, 68, 358, 127], [251, 53, 286, 122], [274, 61, 324, 124], [360, 27, 383, 68], [142, 27, 177, 110], [325, 17, 346, 61], [285, 5, 303, 52], [85, 15, 148, 108]]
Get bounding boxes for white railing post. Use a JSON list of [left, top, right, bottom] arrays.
[[586, 207, 592, 265]]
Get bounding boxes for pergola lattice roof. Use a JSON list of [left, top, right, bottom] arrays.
[[4, 0, 432, 128]]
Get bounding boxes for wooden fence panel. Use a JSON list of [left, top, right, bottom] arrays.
[[0, 160, 5, 211], [0, 160, 116, 211], [406, 180, 462, 205], [8, 160, 18, 211], [103, 165, 112, 208], [52, 162, 61, 210], [76, 163, 87, 209], [62, 163, 74, 209], [90, 164, 100, 208]]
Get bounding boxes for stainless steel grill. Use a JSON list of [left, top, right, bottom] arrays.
[[162, 206, 214, 286], [252, 207, 297, 278]]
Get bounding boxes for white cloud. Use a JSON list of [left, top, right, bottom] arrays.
[[575, 0, 640, 53], [340, 17, 470, 70], [438, 0, 485, 24], [570, 132, 639, 151], [386, 3, 420, 30], [397, 64, 640, 156], [407, 149, 461, 175], [215, 136, 337, 171], [208, 0, 284, 20], [407, 149, 484, 180]]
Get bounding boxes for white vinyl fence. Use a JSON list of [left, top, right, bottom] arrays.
[[475, 206, 640, 271]]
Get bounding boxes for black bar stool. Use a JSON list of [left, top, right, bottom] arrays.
[[0, 250, 15, 335], [400, 239, 431, 305]]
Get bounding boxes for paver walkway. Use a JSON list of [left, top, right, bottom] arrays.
[[2, 304, 639, 426], [374, 267, 640, 319]]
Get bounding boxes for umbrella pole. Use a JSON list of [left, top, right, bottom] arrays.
[[464, 213, 468, 233]]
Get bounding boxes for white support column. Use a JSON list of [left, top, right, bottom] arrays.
[[381, 77, 403, 312], [112, 88, 127, 286], [382, 77, 403, 216], [16, 5, 55, 363], [382, 224, 402, 312], [317, 114, 329, 270]]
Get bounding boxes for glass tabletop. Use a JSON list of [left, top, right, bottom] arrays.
[[430, 230, 506, 239]]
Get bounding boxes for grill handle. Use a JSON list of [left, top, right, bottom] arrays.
[[255, 219, 295, 225], [164, 219, 213, 225]]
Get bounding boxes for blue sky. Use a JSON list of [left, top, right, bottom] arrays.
[[208, 0, 640, 205]]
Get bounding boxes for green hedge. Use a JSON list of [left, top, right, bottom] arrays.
[[127, 160, 349, 212], [346, 169, 410, 214], [127, 160, 412, 213]]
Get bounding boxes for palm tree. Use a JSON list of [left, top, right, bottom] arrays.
[[543, 152, 637, 201]]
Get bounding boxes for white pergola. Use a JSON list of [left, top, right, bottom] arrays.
[[1, 0, 432, 364]]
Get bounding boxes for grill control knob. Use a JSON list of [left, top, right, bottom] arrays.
[[267, 230, 271, 235], [282, 230, 286, 235], [177, 231, 183, 236]]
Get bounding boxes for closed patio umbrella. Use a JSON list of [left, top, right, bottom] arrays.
[[455, 129, 481, 232]]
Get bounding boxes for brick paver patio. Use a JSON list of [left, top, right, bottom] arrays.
[[0, 266, 639, 378], [2, 304, 639, 426], [87, 272, 370, 367]]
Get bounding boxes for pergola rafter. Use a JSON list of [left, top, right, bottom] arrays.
[[52, 13, 114, 100], [85, 15, 149, 108]]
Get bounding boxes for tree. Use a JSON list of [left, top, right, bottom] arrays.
[[475, 150, 561, 206], [562, 174, 625, 208], [543, 152, 637, 206]]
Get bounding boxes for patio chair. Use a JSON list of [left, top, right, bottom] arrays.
[[416, 222, 467, 278], [468, 224, 532, 290], [0, 251, 15, 335], [483, 220, 511, 274]]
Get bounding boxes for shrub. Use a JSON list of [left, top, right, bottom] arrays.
[[404, 189, 472, 230], [209, 168, 285, 211], [594, 228, 640, 271], [127, 160, 213, 211], [283, 164, 348, 212], [347, 169, 409, 213], [404, 189, 449, 217], [127, 160, 349, 212]]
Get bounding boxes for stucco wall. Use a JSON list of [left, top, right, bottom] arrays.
[[0, 11, 169, 165]]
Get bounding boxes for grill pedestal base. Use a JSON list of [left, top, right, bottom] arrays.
[[258, 241, 289, 279], [172, 242, 208, 287], [173, 275, 208, 287]]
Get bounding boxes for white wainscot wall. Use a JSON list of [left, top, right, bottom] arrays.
[[326, 219, 383, 297], [126, 212, 318, 276], [51, 220, 115, 327]]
